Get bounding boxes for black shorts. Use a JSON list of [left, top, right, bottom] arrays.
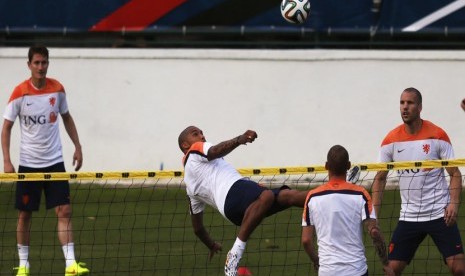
[[389, 218, 464, 263], [16, 162, 70, 211], [223, 179, 290, 226]]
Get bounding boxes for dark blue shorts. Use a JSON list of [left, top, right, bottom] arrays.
[[223, 179, 290, 226], [389, 218, 464, 263], [16, 162, 70, 211]]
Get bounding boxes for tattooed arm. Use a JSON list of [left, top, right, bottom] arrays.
[[364, 219, 394, 275], [207, 130, 257, 160]]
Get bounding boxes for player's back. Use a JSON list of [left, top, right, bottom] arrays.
[[305, 181, 370, 275]]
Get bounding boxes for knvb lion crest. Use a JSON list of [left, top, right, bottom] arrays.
[[422, 144, 430, 154]]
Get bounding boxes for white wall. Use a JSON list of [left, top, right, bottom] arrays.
[[0, 48, 464, 172]]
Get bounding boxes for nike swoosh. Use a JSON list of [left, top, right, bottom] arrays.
[[397, 149, 405, 153]]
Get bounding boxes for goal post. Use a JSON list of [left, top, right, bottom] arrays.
[[0, 159, 464, 275]]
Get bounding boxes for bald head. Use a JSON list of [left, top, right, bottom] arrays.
[[326, 145, 350, 176], [178, 126, 195, 152], [178, 125, 205, 153]]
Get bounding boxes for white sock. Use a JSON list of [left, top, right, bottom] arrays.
[[231, 237, 246, 259], [62, 243, 76, 267], [18, 244, 30, 268]]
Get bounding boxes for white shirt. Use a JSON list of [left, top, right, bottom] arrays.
[[3, 78, 68, 168], [183, 141, 243, 219], [378, 120, 453, 221], [302, 180, 375, 276]]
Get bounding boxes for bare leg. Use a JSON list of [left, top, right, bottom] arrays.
[[56, 204, 73, 245], [276, 189, 308, 208], [17, 211, 32, 245], [17, 211, 32, 269], [389, 260, 407, 276], [446, 253, 465, 276], [225, 190, 275, 276], [237, 190, 274, 241], [56, 204, 79, 268]]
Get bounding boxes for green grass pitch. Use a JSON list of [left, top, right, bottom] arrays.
[[0, 182, 463, 275]]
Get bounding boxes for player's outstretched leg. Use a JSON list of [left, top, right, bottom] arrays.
[[225, 190, 274, 276], [275, 188, 308, 208]]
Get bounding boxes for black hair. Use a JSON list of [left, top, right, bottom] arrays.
[[28, 46, 49, 62], [326, 145, 349, 176]]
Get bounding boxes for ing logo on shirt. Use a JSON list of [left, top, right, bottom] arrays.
[[397, 168, 420, 175], [21, 115, 47, 125], [21, 113, 57, 126], [422, 144, 430, 154]]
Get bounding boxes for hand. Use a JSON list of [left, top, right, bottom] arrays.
[[209, 242, 222, 261], [444, 203, 459, 226], [73, 147, 83, 171], [383, 265, 395, 276], [237, 130, 258, 145], [3, 160, 15, 173], [311, 257, 319, 271]]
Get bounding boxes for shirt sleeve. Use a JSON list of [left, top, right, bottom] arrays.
[[203, 142, 212, 157], [3, 87, 22, 122], [437, 130, 455, 160], [3, 99, 19, 122], [301, 196, 312, 227], [378, 142, 394, 163], [58, 91, 69, 114], [188, 195, 205, 215], [362, 202, 377, 221]]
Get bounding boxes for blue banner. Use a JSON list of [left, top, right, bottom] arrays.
[[0, 0, 464, 32]]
